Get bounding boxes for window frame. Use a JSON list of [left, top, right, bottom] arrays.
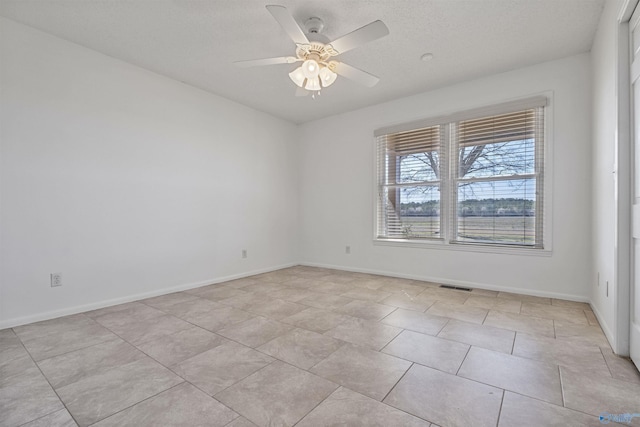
[[373, 95, 553, 256]]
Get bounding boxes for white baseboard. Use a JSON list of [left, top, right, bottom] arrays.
[[2, 261, 597, 330], [300, 261, 591, 302], [590, 302, 616, 351], [0, 263, 296, 330]]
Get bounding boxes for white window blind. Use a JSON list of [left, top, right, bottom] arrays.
[[376, 97, 546, 249], [377, 125, 444, 239], [452, 108, 544, 247]]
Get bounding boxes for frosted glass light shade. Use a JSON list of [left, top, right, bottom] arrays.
[[289, 67, 306, 87], [302, 59, 320, 79], [304, 76, 321, 91], [319, 67, 337, 87]]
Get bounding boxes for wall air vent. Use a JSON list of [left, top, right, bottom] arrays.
[[440, 284, 472, 292]]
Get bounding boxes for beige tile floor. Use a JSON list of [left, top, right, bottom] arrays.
[[2, 266, 640, 427]]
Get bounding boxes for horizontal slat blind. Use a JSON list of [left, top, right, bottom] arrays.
[[458, 110, 536, 147], [387, 126, 440, 156], [377, 125, 443, 239], [452, 107, 544, 247]]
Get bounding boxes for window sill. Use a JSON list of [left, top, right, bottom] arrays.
[[373, 238, 552, 257]]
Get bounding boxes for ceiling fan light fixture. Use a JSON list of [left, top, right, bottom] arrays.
[[319, 67, 337, 87], [304, 77, 322, 92], [289, 66, 306, 87], [237, 6, 389, 96], [304, 76, 321, 91], [302, 59, 320, 79]]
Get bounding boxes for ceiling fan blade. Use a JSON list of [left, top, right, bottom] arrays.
[[333, 62, 380, 87], [295, 86, 309, 97], [266, 5, 309, 45], [234, 56, 298, 68], [328, 20, 389, 54]]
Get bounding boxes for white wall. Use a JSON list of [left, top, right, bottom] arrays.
[[590, 0, 628, 354], [298, 54, 592, 300], [0, 18, 299, 328]]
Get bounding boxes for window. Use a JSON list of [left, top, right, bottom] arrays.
[[377, 125, 443, 239], [375, 97, 546, 249]]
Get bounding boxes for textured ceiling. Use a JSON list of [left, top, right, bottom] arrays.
[[0, 0, 604, 124]]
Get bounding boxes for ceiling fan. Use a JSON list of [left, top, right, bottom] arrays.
[[235, 5, 389, 96]]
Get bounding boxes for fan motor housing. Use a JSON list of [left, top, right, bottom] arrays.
[[295, 42, 334, 62]]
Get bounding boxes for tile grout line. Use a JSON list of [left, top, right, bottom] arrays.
[[480, 308, 490, 325], [221, 415, 243, 427], [599, 346, 615, 378], [382, 399, 437, 425], [435, 318, 452, 338], [434, 317, 450, 336], [13, 407, 68, 427], [305, 340, 348, 371], [378, 306, 399, 322], [380, 362, 414, 403], [558, 365, 565, 407], [376, 365, 438, 425], [209, 359, 279, 399], [386, 355, 472, 379], [507, 390, 605, 420], [581, 309, 590, 324], [86, 380, 189, 426], [482, 309, 491, 326], [455, 345, 472, 376], [290, 383, 341, 427], [27, 334, 119, 368], [423, 299, 436, 312]]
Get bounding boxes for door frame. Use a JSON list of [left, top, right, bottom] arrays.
[[616, 0, 636, 356]]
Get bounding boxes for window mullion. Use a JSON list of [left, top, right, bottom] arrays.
[[440, 123, 447, 242], [446, 122, 458, 243]]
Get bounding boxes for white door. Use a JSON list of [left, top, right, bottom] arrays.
[[630, 6, 640, 368]]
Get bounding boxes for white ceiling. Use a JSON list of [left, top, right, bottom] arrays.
[[0, 0, 604, 124]]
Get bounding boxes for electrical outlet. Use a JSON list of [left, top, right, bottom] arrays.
[[51, 273, 62, 287], [345, 245, 351, 254], [242, 249, 247, 259]]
